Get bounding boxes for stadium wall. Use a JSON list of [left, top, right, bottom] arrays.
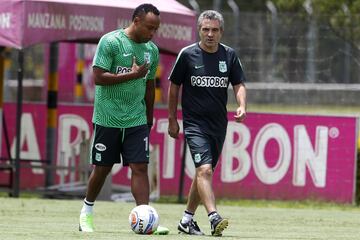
[[0, 103, 358, 204], [228, 83, 360, 106]]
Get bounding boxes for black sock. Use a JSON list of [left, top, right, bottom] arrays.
[[208, 211, 218, 222]]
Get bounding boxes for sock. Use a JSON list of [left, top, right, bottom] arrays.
[[181, 210, 194, 224], [81, 198, 94, 214], [208, 211, 218, 222]]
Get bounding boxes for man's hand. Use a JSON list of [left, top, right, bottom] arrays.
[[234, 106, 246, 122], [131, 56, 149, 79], [168, 118, 180, 139]]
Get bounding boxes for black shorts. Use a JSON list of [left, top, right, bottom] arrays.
[[90, 124, 149, 166], [184, 128, 226, 169]]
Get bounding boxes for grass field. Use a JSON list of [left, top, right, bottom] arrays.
[[1, 197, 360, 240]]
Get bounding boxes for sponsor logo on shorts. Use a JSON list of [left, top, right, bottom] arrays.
[[194, 153, 201, 163], [190, 76, 228, 88], [95, 143, 106, 151], [95, 153, 101, 162]]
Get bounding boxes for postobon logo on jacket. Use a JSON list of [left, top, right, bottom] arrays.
[[190, 76, 228, 88]]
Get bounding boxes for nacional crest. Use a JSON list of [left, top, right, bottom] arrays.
[[219, 61, 227, 73], [144, 52, 150, 64], [194, 153, 201, 163]]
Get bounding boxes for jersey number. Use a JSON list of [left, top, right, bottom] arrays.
[[144, 137, 149, 151]]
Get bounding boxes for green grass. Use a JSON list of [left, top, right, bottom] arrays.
[[1, 197, 360, 239]]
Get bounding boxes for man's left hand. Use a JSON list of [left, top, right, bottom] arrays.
[[234, 106, 246, 122]]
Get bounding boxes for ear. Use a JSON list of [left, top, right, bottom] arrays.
[[133, 16, 142, 25]]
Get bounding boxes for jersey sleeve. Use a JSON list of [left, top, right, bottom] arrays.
[[229, 50, 246, 86], [92, 35, 113, 72], [168, 50, 186, 86], [147, 45, 159, 80]]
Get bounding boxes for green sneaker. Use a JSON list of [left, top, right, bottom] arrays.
[[79, 212, 94, 232], [153, 225, 170, 235]]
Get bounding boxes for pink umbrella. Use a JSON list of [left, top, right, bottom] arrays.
[[0, 0, 196, 196], [0, 0, 196, 53]]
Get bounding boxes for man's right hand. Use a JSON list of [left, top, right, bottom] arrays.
[[168, 118, 180, 139], [131, 56, 149, 79]]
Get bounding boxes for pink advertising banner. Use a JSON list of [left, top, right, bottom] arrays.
[[153, 109, 358, 203], [0, 0, 196, 53], [0, 104, 358, 203]]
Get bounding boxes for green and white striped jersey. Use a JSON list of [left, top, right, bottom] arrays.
[[92, 29, 159, 128]]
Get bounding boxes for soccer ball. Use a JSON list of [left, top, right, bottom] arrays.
[[128, 204, 159, 234]]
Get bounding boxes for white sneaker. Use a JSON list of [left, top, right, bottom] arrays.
[[79, 212, 94, 232]]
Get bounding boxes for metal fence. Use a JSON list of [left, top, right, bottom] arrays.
[[221, 11, 360, 84], [2, 8, 360, 104]]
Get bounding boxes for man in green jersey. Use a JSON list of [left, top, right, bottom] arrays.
[[79, 4, 167, 234]]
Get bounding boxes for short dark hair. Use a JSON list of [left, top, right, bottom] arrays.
[[132, 4, 160, 21]]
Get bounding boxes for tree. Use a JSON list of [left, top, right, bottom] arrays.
[[272, 0, 360, 49]]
